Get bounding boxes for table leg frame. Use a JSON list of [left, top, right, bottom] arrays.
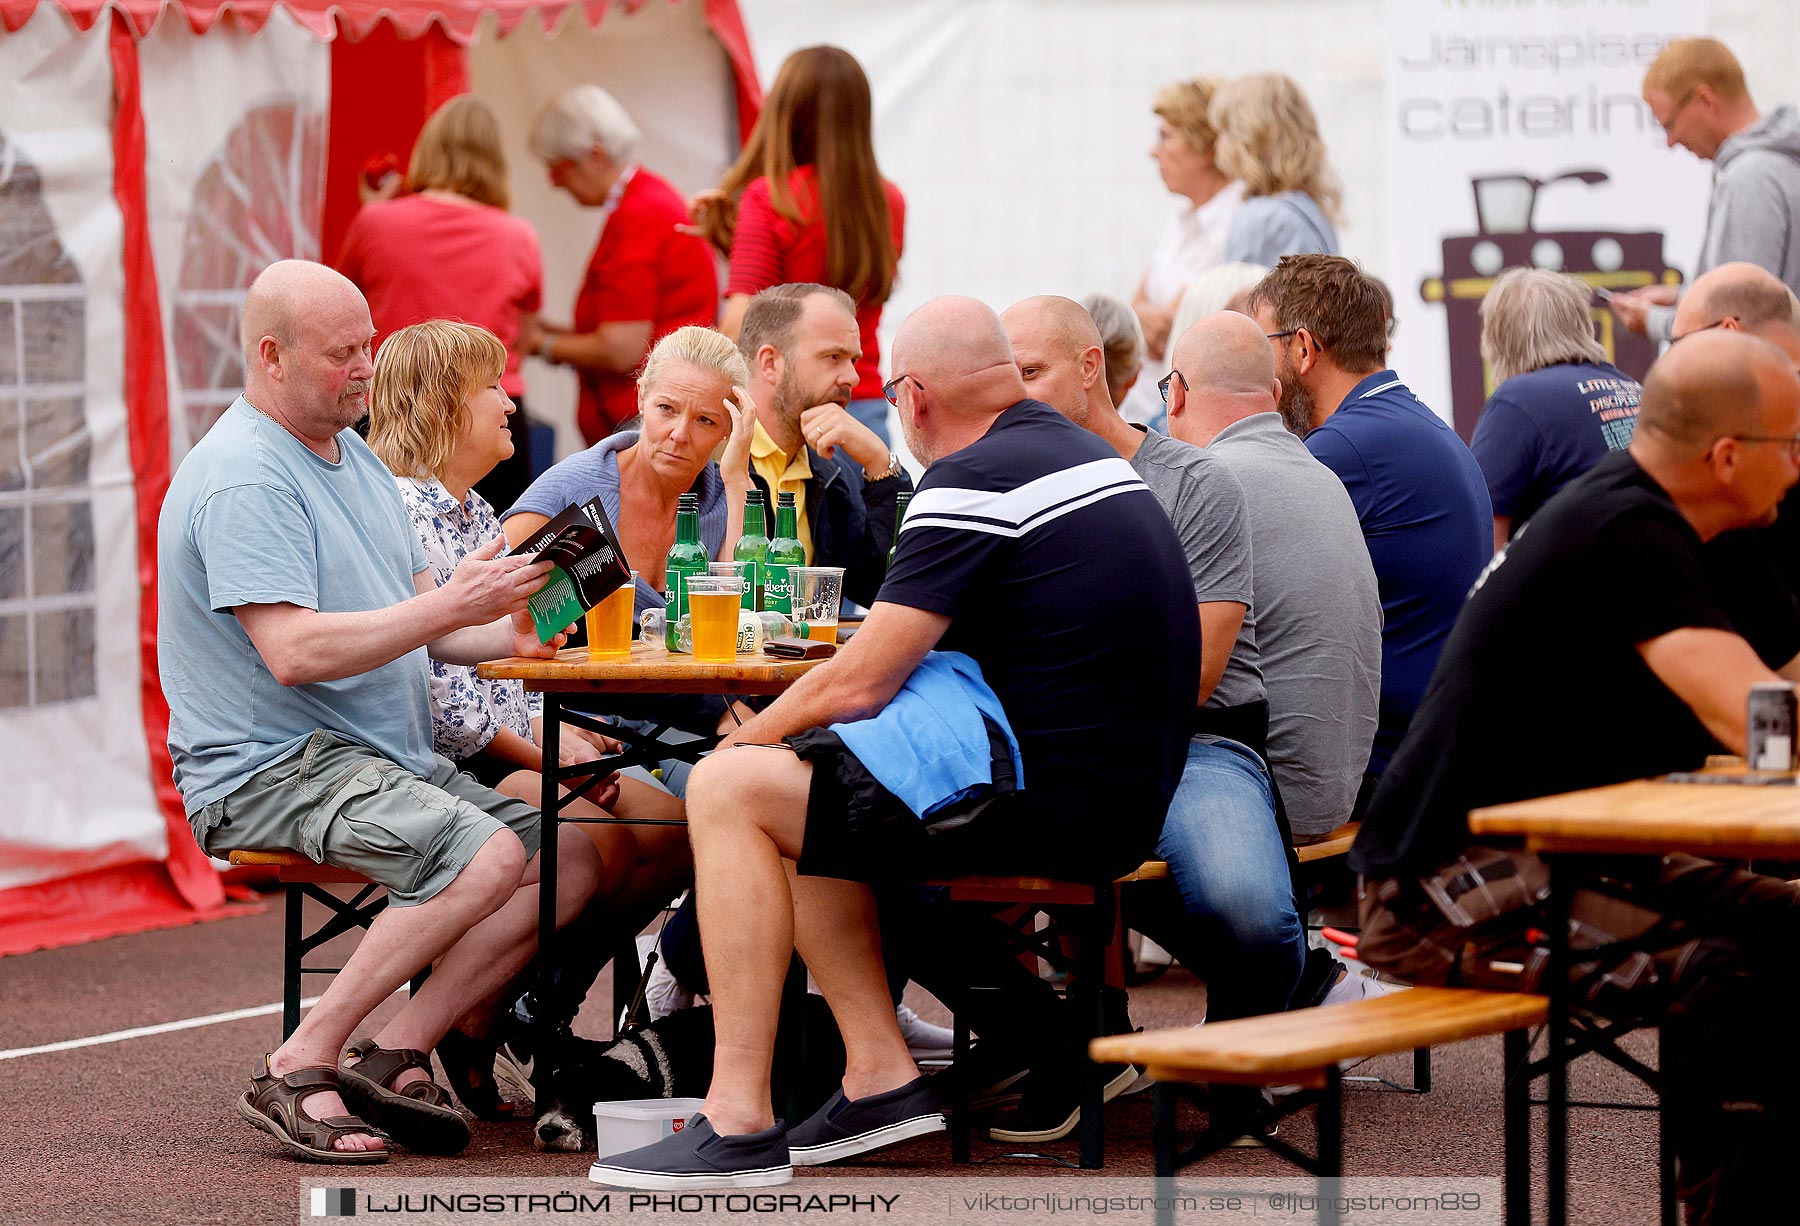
[[1546, 860, 1571, 1226], [535, 693, 563, 1070]]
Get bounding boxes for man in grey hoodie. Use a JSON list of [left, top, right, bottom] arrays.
[[1610, 37, 1800, 344]]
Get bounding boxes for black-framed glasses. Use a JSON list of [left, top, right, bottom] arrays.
[[1265, 330, 1298, 342], [1671, 317, 1736, 343], [1158, 369, 1188, 405], [883, 373, 918, 406], [1725, 433, 1800, 459]]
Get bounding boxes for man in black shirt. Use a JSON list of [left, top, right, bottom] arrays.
[[1351, 330, 1800, 1223], [591, 296, 1199, 1189], [1677, 264, 1800, 660]]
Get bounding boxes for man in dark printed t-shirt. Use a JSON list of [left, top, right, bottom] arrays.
[[1351, 331, 1800, 1225], [591, 297, 1199, 1191]]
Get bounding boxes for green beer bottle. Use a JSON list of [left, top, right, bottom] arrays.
[[734, 489, 769, 610], [763, 491, 806, 615], [664, 492, 708, 650], [887, 489, 912, 571]]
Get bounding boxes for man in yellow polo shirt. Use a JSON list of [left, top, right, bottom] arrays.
[[750, 418, 817, 562], [737, 283, 912, 606]]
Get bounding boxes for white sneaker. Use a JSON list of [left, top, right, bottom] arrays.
[[895, 1003, 954, 1064], [1321, 965, 1408, 1008], [637, 933, 697, 1021]]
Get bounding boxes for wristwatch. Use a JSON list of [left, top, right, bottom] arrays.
[[537, 334, 557, 363], [865, 451, 903, 482]]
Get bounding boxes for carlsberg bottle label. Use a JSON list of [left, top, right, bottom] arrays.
[[764, 564, 794, 615]]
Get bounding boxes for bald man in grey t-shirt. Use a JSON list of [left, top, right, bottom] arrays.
[[1167, 311, 1382, 840], [1002, 297, 1305, 1049]]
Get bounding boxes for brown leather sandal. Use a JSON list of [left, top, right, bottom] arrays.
[[235, 1056, 390, 1164], [338, 1038, 471, 1155]]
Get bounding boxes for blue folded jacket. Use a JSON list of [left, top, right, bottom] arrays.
[[830, 651, 1024, 820]]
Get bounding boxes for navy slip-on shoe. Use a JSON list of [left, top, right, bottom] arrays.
[[588, 1115, 791, 1190], [787, 1076, 945, 1167]]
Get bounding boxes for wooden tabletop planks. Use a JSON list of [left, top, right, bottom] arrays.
[[476, 642, 828, 694], [1469, 774, 1800, 859]]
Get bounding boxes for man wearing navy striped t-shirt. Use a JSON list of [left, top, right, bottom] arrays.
[[590, 297, 1200, 1190]]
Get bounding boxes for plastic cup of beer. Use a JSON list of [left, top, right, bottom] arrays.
[[708, 560, 751, 609], [790, 567, 846, 643], [585, 571, 639, 659], [686, 576, 742, 661]]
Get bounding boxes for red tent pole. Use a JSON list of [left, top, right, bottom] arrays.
[[109, 7, 223, 913]]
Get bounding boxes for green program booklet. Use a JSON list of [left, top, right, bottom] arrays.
[[508, 497, 632, 643]]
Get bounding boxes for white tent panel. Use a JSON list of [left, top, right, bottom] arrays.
[[139, 7, 330, 462], [738, 0, 1383, 370], [0, 7, 158, 892], [472, 0, 738, 456]]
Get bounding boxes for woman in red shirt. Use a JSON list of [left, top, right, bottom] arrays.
[[692, 45, 905, 445], [337, 95, 543, 512]]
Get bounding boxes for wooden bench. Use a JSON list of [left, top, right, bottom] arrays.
[[1295, 821, 1359, 864], [919, 871, 1124, 1169], [227, 850, 408, 1040], [1092, 987, 1546, 1226], [920, 831, 1364, 1170]]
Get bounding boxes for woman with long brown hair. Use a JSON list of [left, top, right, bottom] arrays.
[[338, 93, 544, 511], [690, 45, 905, 444]]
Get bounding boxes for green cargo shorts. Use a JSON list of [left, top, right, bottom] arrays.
[[190, 730, 542, 907]]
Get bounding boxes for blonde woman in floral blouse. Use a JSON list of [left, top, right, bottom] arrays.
[[369, 320, 690, 1117]]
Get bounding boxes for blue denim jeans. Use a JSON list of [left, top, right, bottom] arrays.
[[1147, 736, 1305, 1022]]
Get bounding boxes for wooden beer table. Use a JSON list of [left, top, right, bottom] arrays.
[[478, 644, 827, 1053], [1469, 768, 1800, 1226]]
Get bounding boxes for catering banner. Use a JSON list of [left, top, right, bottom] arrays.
[[1383, 0, 1711, 438]]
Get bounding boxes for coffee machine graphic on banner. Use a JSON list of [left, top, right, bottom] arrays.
[[1419, 169, 1681, 441]]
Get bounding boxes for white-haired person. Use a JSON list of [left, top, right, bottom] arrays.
[[367, 319, 693, 1118], [1210, 74, 1341, 265], [524, 85, 719, 446], [1471, 268, 1643, 550], [1080, 293, 1148, 422]]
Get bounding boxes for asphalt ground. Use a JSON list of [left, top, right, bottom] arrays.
[[0, 893, 1661, 1225]]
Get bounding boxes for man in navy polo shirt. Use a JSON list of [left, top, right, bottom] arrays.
[[1246, 255, 1490, 794]]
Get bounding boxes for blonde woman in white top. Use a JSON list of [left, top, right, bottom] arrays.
[[1126, 78, 1245, 426]]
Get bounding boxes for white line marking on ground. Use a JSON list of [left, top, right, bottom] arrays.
[[0, 996, 329, 1061]]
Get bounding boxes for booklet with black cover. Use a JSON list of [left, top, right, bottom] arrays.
[[508, 497, 632, 644]]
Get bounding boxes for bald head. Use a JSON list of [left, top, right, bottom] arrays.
[[1635, 329, 1800, 534], [1159, 312, 1280, 447], [1639, 328, 1794, 446], [1002, 296, 1103, 354], [889, 297, 1028, 465], [241, 260, 375, 433], [892, 296, 1015, 389], [999, 296, 1106, 425], [242, 260, 366, 361], [1172, 311, 1277, 396], [1673, 262, 1799, 339]]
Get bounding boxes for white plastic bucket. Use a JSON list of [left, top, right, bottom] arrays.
[[590, 1098, 707, 1162]]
